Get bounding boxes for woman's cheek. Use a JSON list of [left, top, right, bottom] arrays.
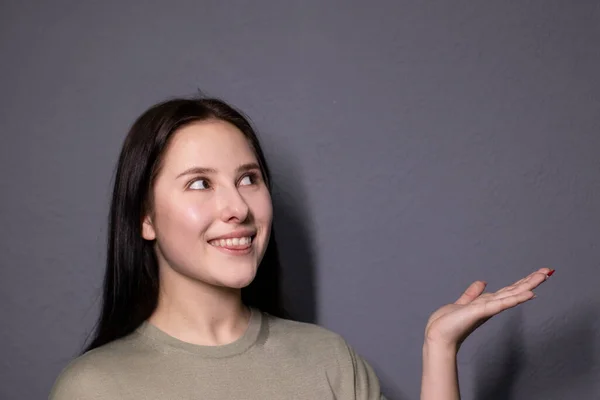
[[183, 203, 212, 228], [252, 187, 272, 213]]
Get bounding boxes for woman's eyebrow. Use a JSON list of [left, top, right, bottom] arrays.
[[176, 166, 216, 178], [236, 162, 261, 173], [176, 163, 260, 179]]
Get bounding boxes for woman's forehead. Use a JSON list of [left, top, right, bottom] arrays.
[[163, 120, 258, 171]]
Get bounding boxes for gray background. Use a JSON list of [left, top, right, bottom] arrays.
[[1, 1, 599, 399]]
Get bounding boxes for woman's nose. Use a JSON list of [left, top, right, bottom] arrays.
[[216, 188, 250, 223]]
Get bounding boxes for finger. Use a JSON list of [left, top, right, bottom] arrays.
[[455, 281, 487, 305], [478, 290, 536, 318], [495, 269, 541, 293], [493, 271, 550, 300], [469, 291, 496, 304], [495, 268, 553, 294]]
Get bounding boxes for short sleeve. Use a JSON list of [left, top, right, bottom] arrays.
[[333, 339, 386, 400], [48, 357, 114, 400]]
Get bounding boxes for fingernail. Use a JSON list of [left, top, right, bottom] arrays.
[[547, 269, 555, 277]]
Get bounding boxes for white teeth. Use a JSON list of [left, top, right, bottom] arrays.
[[210, 236, 252, 247]]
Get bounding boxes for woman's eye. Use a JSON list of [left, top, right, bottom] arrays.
[[189, 179, 210, 190], [239, 173, 258, 186], [239, 175, 252, 186]]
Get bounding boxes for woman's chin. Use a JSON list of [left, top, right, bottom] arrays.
[[218, 271, 257, 290]]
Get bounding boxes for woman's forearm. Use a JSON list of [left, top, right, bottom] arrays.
[[420, 341, 460, 400]]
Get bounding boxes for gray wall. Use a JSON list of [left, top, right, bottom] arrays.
[[1, 1, 599, 399]]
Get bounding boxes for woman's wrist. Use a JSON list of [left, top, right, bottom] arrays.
[[423, 338, 459, 357], [421, 340, 460, 400]]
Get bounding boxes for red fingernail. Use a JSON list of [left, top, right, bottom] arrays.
[[547, 269, 555, 277]]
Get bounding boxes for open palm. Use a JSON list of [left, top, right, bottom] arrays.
[[425, 268, 554, 349]]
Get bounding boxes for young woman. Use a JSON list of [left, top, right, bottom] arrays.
[[49, 96, 554, 400]]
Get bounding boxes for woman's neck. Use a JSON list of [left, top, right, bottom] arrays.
[[148, 269, 251, 346]]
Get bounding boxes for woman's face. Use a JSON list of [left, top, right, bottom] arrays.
[[142, 119, 273, 290]]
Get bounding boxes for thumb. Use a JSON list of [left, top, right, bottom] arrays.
[[455, 280, 487, 305]]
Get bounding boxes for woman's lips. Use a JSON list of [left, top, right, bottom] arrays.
[[208, 235, 254, 255]]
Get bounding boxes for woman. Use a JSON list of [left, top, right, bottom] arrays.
[[49, 96, 554, 399]]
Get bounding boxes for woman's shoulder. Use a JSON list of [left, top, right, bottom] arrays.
[[49, 333, 143, 399], [265, 312, 342, 337], [261, 313, 383, 398], [262, 312, 352, 355]]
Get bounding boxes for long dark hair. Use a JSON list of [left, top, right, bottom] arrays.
[[83, 96, 287, 353]]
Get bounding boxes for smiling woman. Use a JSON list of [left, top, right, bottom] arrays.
[[49, 96, 554, 400], [140, 120, 274, 296], [48, 96, 385, 399]]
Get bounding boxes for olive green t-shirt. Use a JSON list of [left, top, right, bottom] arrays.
[[50, 309, 386, 399]]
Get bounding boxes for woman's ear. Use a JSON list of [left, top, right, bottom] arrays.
[[142, 215, 156, 240]]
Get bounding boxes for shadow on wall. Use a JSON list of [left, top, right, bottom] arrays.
[[267, 137, 318, 324], [474, 303, 598, 399], [376, 368, 411, 400], [266, 136, 413, 400]]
